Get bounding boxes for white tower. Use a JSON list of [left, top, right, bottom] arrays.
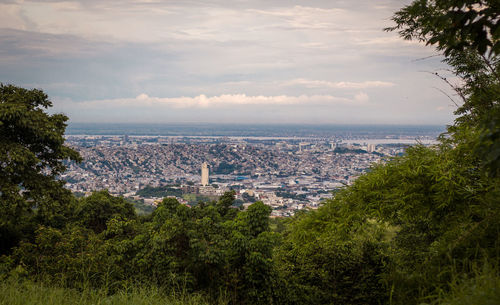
[[201, 162, 209, 186]]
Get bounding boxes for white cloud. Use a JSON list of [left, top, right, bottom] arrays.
[[248, 5, 346, 30], [1, 1, 455, 125], [354, 92, 369, 102], [136, 93, 149, 100], [284, 78, 395, 89], [249, 5, 345, 17], [70, 93, 368, 110]]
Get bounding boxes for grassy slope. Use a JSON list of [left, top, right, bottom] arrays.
[[433, 265, 500, 305], [0, 279, 224, 305]]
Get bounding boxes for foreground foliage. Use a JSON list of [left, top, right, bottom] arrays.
[[4, 191, 276, 304], [0, 278, 220, 305], [0, 84, 81, 255], [275, 144, 499, 304], [270, 2, 500, 304], [432, 264, 500, 305]]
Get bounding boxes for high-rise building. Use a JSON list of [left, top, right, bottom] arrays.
[[367, 144, 376, 153], [299, 142, 309, 152], [201, 162, 209, 186]]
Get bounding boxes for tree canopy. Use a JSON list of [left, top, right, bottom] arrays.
[[386, 0, 500, 56], [0, 84, 81, 254], [387, 1, 500, 177]]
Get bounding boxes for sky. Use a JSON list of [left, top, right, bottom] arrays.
[[0, 0, 459, 125]]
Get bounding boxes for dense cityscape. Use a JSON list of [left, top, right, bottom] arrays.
[[63, 133, 437, 216]]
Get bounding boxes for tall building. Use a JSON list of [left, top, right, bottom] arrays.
[[299, 142, 309, 152], [367, 144, 376, 153], [201, 162, 209, 186]]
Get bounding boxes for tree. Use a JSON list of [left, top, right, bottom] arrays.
[[274, 3, 500, 305], [379, 1, 500, 302], [227, 201, 276, 305], [0, 84, 81, 254], [386, 0, 500, 56], [274, 192, 389, 305], [73, 190, 136, 233], [387, 0, 500, 176]]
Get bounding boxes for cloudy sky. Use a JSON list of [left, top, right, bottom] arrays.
[[0, 0, 457, 124]]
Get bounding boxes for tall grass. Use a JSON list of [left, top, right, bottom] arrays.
[[423, 263, 500, 305], [0, 278, 226, 305]]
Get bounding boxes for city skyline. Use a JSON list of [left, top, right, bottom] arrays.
[[0, 0, 457, 125], [62, 135, 401, 216]]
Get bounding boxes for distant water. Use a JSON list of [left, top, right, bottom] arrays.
[[66, 123, 445, 138]]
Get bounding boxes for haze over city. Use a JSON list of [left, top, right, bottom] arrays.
[[0, 0, 457, 124]]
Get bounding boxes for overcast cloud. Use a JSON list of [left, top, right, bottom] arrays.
[[0, 0, 457, 124]]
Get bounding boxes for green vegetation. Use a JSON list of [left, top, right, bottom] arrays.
[[241, 192, 256, 203], [181, 194, 218, 205], [0, 189, 276, 303], [213, 161, 242, 174], [0, 84, 81, 255], [431, 264, 500, 305], [0, 1, 499, 304], [275, 143, 500, 304], [136, 185, 183, 198], [275, 190, 307, 200], [0, 278, 219, 305], [333, 146, 368, 154], [135, 185, 218, 206], [126, 197, 156, 215]]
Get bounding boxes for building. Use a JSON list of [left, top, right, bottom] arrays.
[[299, 142, 310, 152], [201, 162, 209, 186]]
